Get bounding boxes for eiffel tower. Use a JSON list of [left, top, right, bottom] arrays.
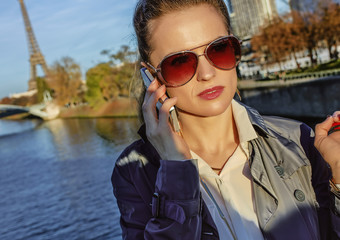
[[19, 0, 49, 90]]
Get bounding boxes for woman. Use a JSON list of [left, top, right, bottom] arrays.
[[111, 0, 340, 239]]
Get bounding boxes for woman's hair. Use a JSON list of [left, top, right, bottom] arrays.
[[132, 0, 231, 123], [134, 0, 231, 63]]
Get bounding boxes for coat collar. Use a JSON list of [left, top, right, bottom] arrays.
[[237, 100, 275, 138]]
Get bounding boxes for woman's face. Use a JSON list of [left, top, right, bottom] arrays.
[[148, 4, 238, 117]]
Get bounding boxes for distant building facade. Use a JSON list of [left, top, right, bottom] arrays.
[[290, 0, 340, 13], [229, 0, 278, 39], [289, 0, 318, 12]]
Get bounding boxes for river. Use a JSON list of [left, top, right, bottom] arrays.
[[0, 118, 140, 240], [0, 116, 322, 240]]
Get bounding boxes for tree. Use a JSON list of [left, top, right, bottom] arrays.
[[252, 17, 291, 71], [292, 10, 321, 66], [47, 57, 84, 106], [36, 77, 51, 103], [101, 45, 136, 66], [319, 1, 340, 59], [86, 63, 116, 105], [251, 0, 340, 71], [86, 45, 137, 106]]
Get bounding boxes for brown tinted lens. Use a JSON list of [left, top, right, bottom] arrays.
[[160, 52, 198, 86], [207, 37, 241, 70]]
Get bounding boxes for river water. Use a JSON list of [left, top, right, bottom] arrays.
[[0, 116, 321, 240], [0, 118, 140, 240]]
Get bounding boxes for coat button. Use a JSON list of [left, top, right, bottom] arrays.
[[274, 166, 284, 176], [294, 189, 305, 202]]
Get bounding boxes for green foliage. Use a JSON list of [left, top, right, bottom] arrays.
[[286, 59, 340, 75], [101, 45, 136, 66], [85, 45, 137, 106], [36, 77, 50, 103], [85, 63, 111, 106]]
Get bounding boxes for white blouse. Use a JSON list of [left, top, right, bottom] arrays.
[[192, 100, 264, 240]]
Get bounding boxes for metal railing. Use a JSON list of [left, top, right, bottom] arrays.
[[282, 68, 340, 81]]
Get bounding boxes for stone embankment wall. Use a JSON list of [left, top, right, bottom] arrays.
[[239, 76, 340, 118]]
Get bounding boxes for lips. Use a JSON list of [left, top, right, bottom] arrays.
[[198, 86, 224, 100]]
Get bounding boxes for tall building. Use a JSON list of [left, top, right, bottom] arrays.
[[228, 0, 278, 39], [289, 0, 340, 13], [289, 0, 319, 12]]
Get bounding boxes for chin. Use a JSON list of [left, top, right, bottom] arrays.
[[200, 106, 228, 117], [180, 101, 231, 117]]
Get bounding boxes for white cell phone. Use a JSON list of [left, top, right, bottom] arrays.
[[140, 67, 181, 132]]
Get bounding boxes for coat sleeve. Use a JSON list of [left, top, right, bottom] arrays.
[[300, 123, 340, 239], [111, 146, 202, 240]]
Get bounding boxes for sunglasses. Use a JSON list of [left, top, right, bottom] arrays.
[[146, 35, 242, 87]]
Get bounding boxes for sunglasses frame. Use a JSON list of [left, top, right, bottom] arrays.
[[146, 35, 242, 87]]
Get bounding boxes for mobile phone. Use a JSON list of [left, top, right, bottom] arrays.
[[140, 67, 181, 132]]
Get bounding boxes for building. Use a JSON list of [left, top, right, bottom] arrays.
[[229, 0, 278, 39], [289, 0, 318, 12], [290, 0, 340, 13]]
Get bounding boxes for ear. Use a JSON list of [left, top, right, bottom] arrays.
[[141, 61, 157, 77], [140, 62, 148, 68]]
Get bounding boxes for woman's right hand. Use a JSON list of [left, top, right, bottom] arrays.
[[142, 79, 191, 160]]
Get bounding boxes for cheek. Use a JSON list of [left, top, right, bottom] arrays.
[[167, 87, 191, 102], [166, 86, 194, 109]]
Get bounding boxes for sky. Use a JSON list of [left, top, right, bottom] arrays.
[[0, 0, 289, 99]]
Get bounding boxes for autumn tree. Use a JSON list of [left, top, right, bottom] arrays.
[[47, 57, 84, 106], [252, 17, 291, 70], [292, 10, 321, 66], [252, 0, 340, 71], [318, 1, 340, 59]]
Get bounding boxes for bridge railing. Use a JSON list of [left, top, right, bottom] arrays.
[[238, 70, 340, 90], [282, 68, 340, 81]]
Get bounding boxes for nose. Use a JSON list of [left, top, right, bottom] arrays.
[[196, 53, 216, 82]]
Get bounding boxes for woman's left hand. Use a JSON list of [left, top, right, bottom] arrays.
[[314, 111, 340, 183]]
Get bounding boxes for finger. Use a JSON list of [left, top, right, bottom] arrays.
[[158, 97, 178, 130], [143, 82, 164, 112], [314, 116, 333, 148], [315, 115, 333, 138], [144, 79, 159, 101], [149, 84, 166, 110], [143, 85, 166, 127], [332, 111, 340, 122]]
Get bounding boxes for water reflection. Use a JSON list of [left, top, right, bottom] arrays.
[[0, 118, 140, 240], [95, 118, 141, 144], [0, 119, 41, 137]]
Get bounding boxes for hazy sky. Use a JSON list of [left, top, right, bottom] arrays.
[[0, 0, 289, 99]]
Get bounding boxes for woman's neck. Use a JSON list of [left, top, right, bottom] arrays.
[[178, 104, 239, 155]]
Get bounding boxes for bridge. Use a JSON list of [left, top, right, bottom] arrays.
[[0, 91, 59, 120], [0, 102, 60, 120], [0, 105, 30, 118]]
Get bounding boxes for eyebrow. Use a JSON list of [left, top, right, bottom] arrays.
[[166, 34, 228, 56]]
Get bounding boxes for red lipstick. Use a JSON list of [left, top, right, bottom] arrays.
[[198, 86, 224, 100]]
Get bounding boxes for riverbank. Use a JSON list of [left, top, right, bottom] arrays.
[[58, 97, 138, 118]]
